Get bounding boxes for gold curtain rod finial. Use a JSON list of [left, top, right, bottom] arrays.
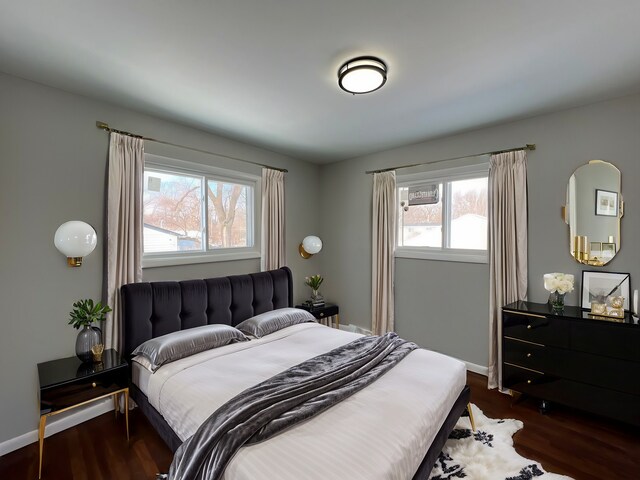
[[96, 121, 110, 130], [526, 144, 536, 151]]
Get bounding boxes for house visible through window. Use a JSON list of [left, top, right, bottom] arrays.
[[396, 161, 488, 263], [142, 154, 259, 266]]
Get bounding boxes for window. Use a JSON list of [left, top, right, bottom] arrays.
[[142, 154, 259, 267], [396, 161, 488, 263]]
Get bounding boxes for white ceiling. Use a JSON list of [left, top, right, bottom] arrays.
[[1, 1, 640, 163]]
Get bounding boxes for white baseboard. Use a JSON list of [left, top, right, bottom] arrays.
[[462, 360, 488, 377], [0, 398, 113, 456]]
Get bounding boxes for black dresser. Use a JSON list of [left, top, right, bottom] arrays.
[[502, 301, 640, 426]]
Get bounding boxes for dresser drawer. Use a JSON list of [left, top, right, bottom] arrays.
[[503, 338, 555, 372], [503, 363, 640, 426], [571, 321, 640, 362], [40, 368, 126, 413], [503, 310, 569, 347], [503, 363, 548, 392]]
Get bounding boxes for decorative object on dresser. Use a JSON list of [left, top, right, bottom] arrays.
[[543, 273, 574, 311], [53, 220, 98, 267], [502, 301, 639, 426], [68, 299, 112, 362], [296, 303, 340, 329], [303, 274, 324, 306], [37, 349, 129, 479], [580, 271, 630, 312]]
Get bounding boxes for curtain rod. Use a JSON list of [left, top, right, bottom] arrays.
[[95, 121, 288, 173], [365, 144, 536, 175]]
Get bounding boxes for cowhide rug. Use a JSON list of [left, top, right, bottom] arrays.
[[429, 404, 573, 480]]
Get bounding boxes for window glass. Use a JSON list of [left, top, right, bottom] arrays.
[[398, 184, 442, 248], [143, 170, 203, 253], [207, 180, 249, 249], [450, 177, 488, 250]]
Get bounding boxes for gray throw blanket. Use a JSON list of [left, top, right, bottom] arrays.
[[167, 332, 418, 480]]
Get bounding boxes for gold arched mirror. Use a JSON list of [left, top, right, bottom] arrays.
[[564, 160, 623, 266]]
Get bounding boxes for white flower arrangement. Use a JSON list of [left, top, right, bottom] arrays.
[[543, 273, 575, 294]]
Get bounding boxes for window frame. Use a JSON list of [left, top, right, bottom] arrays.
[[395, 161, 489, 264], [142, 154, 261, 268]]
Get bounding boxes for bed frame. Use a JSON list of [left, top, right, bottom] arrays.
[[121, 266, 470, 479]]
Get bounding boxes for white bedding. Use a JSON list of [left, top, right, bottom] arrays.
[[131, 360, 152, 395], [147, 323, 466, 480]]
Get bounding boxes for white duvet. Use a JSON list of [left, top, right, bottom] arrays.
[[146, 323, 466, 480]]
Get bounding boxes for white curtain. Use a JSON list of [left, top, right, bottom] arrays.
[[488, 150, 528, 390], [372, 171, 397, 335], [261, 168, 285, 271], [105, 132, 144, 351]]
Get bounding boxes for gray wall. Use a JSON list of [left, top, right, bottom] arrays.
[[319, 93, 640, 366], [0, 72, 321, 444]]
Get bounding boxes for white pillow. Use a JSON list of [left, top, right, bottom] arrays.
[[236, 308, 316, 338]]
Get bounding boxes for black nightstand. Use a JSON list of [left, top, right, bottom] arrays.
[[296, 303, 340, 329], [37, 349, 129, 478]]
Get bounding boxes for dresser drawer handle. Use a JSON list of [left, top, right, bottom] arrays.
[[526, 353, 532, 358], [319, 312, 324, 317], [527, 380, 532, 384], [92, 382, 97, 388], [527, 325, 532, 329]]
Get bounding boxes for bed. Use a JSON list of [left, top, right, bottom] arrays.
[[122, 267, 470, 479]]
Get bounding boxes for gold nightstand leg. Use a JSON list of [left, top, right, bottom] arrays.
[[335, 314, 340, 330], [467, 403, 476, 432], [38, 415, 47, 479], [124, 388, 130, 441], [113, 393, 118, 418]]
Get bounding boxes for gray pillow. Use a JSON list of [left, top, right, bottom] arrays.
[[132, 324, 248, 371], [236, 308, 316, 338]]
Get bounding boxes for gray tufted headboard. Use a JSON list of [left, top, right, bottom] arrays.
[[121, 267, 293, 357]]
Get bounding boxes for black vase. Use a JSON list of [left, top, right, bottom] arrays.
[[75, 325, 102, 363]]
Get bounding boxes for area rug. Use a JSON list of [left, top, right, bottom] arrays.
[[429, 404, 573, 480]]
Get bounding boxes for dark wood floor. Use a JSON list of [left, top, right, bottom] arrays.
[[2, 372, 639, 479]]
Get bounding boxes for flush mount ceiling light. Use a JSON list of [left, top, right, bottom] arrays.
[[338, 56, 387, 94]]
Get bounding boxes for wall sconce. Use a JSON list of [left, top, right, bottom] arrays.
[[54, 221, 97, 267], [299, 235, 322, 259]]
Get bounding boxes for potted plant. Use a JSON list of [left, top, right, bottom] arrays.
[[304, 274, 325, 305], [69, 299, 112, 362]]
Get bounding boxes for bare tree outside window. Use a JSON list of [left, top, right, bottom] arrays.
[[143, 171, 203, 252], [207, 181, 248, 248]]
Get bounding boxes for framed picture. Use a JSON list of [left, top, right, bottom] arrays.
[[595, 189, 618, 217], [590, 242, 602, 258], [581, 271, 630, 310]]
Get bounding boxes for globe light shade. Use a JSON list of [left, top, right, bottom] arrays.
[[54, 221, 97, 267], [299, 235, 322, 259]]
